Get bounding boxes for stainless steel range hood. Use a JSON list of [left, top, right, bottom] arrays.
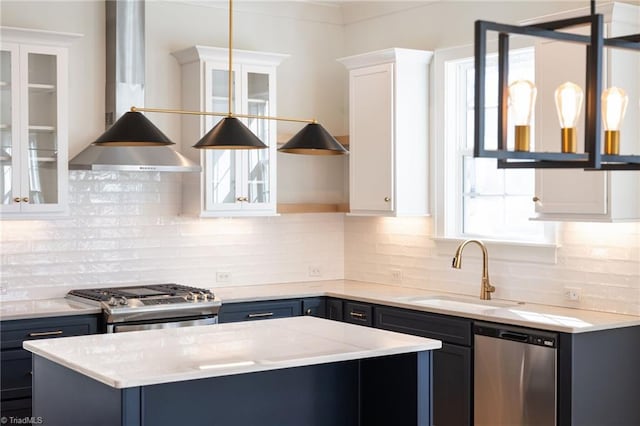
[[69, 0, 200, 172]]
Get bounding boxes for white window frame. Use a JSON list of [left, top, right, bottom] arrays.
[[431, 42, 558, 264]]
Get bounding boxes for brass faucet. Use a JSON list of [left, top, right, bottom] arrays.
[[451, 239, 496, 300]]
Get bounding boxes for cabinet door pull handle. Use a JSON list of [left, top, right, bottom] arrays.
[[349, 311, 366, 319], [13, 197, 21, 203], [247, 312, 274, 318], [305, 308, 312, 315], [22, 197, 29, 203], [384, 197, 390, 202], [532, 196, 540, 202], [28, 330, 63, 337]]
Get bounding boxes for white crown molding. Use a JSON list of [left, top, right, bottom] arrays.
[[178, 1, 435, 26], [0, 26, 83, 46]]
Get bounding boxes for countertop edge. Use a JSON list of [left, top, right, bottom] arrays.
[[4, 280, 640, 333]]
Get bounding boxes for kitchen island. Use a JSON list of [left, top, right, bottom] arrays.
[[23, 316, 441, 426]]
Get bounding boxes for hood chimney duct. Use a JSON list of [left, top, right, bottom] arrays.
[[70, 0, 201, 172]]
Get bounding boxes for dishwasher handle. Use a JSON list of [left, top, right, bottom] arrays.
[[499, 331, 529, 342]]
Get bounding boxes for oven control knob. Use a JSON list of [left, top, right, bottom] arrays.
[[108, 297, 119, 307], [119, 297, 128, 306], [187, 292, 196, 301]]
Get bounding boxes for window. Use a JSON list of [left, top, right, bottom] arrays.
[[435, 45, 555, 245]]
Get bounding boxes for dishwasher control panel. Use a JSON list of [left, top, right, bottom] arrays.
[[474, 323, 557, 348]]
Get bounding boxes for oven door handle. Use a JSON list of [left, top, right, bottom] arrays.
[[111, 317, 217, 333]]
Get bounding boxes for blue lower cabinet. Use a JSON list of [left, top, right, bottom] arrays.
[[0, 314, 99, 419], [326, 298, 344, 321], [374, 305, 473, 426], [301, 297, 326, 317]]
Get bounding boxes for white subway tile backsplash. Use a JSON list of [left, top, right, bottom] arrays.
[[345, 216, 640, 316], [0, 171, 343, 301], [1, 171, 637, 316]]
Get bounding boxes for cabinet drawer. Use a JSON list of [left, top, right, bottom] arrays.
[[343, 302, 373, 327], [374, 306, 471, 346], [219, 300, 302, 323], [1, 315, 99, 350], [0, 349, 32, 401]]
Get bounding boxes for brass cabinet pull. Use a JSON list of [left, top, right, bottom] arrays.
[[236, 196, 249, 202], [384, 197, 391, 202], [305, 308, 312, 315], [28, 330, 63, 337], [247, 312, 274, 318], [13, 197, 21, 203], [349, 311, 366, 319], [532, 196, 540, 202], [22, 197, 29, 203]]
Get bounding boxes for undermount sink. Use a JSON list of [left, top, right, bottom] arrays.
[[396, 295, 521, 313]]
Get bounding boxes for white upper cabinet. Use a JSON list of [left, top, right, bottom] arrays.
[[173, 46, 289, 217], [0, 27, 80, 219], [532, 3, 640, 221], [339, 48, 433, 216]]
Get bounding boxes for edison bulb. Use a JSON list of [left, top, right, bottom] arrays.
[[508, 80, 537, 151], [554, 82, 584, 153], [601, 87, 628, 155]]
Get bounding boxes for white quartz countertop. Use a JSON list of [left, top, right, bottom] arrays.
[[0, 298, 101, 321], [214, 280, 640, 333], [4, 280, 640, 333], [23, 316, 441, 389]]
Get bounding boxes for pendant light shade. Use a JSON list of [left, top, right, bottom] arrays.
[[193, 116, 268, 149], [93, 111, 175, 146], [278, 123, 348, 155]]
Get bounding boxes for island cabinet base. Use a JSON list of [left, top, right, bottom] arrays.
[[33, 351, 431, 426]]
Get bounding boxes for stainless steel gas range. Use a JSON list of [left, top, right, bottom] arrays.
[[66, 284, 221, 333]]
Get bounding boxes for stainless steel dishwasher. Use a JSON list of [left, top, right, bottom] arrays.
[[474, 322, 557, 426]]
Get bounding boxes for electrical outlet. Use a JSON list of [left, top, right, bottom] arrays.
[[308, 266, 322, 277], [391, 269, 403, 283], [216, 271, 231, 283], [563, 286, 582, 301]]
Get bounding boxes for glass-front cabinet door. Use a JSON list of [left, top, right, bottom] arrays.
[[202, 61, 277, 216], [0, 44, 20, 213], [0, 29, 73, 218]]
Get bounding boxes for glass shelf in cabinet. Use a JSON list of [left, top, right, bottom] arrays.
[[28, 125, 55, 132], [28, 83, 56, 93]]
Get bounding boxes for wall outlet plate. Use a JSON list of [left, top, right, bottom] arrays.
[[563, 286, 582, 301], [216, 271, 231, 283], [308, 266, 322, 277]]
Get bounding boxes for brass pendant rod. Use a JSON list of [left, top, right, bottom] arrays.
[[228, 0, 233, 117], [130, 106, 315, 124]]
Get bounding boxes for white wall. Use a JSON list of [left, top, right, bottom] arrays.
[[341, 1, 640, 316], [0, 1, 348, 299], [1, 1, 639, 315]]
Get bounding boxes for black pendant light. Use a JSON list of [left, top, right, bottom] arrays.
[[192, 0, 268, 150], [93, 111, 174, 146], [278, 122, 348, 155], [193, 116, 267, 149]]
